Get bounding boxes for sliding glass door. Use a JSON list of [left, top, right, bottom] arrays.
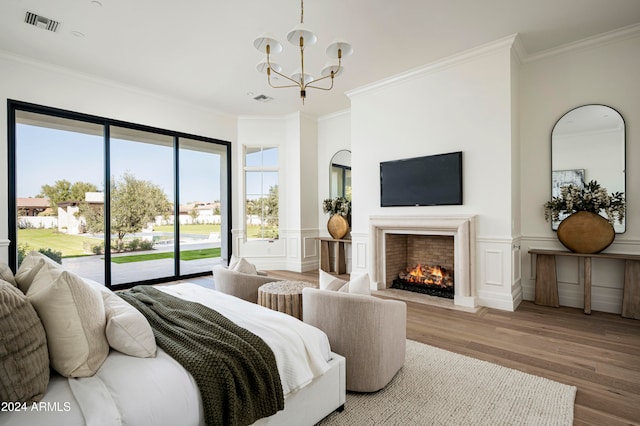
[[9, 101, 231, 288], [109, 127, 175, 286], [178, 138, 228, 276], [14, 110, 106, 284]]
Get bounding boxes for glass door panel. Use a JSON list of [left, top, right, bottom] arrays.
[[178, 138, 228, 275], [109, 127, 174, 285], [15, 111, 106, 284]]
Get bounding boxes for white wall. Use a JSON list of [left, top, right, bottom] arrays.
[[0, 53, 237, 263], [347, 36, 521, 310], [519, 26, 640, 314]]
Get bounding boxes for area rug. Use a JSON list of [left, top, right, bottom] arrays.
[[317, 339, 576, 426]]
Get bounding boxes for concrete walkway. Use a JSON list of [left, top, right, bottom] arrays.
[[62, 241, 222, 285]]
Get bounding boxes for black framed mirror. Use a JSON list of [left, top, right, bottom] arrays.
[[551, 104, 626, 232], [329, 150, 351, 199]]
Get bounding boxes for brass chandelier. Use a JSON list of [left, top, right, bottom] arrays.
[[253, 0, 353, 103]]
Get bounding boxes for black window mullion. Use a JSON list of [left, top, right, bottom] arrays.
[[104, 124, 112, 289], [174, 136, 180, 278]]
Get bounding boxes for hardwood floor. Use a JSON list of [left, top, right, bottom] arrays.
[[261, 270, 640, 426]]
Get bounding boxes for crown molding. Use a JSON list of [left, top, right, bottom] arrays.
[[523, 22, 640, 63], [0, 49, 236, 120], [346, 34, 518, 99]]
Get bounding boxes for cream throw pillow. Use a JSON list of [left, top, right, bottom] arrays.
[[15, 251, 63, 294], [101, 289, 157, 358], [0, 281, 49, 403], [0, 261, 17, 287], [27, 267, 109, 378], [340, 273, 371, 295], [319, 269, 347, 291], [231, 257, 258, 275]]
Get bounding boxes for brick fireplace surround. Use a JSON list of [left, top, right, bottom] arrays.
[[369, 215, 477, 308]]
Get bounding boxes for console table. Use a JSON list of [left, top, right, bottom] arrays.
[[315, 237, 350, 275], [529, 249, 640, 319]]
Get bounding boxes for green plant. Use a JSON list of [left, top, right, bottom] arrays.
[[38, 248, 62, 264], [544, 180, 625, 225], [322, 197, 351, 217]]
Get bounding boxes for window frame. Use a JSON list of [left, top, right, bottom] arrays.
[[243, 145, 280, 242], [7, 99, 232, 289]]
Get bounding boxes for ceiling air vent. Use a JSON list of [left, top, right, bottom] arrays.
[[24, 11, 60, 32], [253, 94, 274, 103]]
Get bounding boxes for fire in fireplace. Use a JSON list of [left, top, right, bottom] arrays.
[[392, 264, 454, 299]]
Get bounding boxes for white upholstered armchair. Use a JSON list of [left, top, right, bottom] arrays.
[[212, 265, 278, 303], [302, 287, 407, 392]]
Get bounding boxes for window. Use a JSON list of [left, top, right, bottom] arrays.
[[244, 147, 279, 240], [8, 100, 231, 288]]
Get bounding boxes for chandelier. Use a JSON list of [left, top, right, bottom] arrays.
[[253, 0, 353, 103]]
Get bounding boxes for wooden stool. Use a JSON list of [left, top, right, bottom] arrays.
[[257, 281, 317, 320]]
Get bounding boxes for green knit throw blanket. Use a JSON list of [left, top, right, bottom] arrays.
[[118, 286, 284, 426]]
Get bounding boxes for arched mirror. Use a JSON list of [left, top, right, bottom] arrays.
[[329, 150, 351, 199], [551, 104, 625, 232]]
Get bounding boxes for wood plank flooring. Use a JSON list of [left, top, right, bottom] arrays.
[[259, 270, 640, 425]]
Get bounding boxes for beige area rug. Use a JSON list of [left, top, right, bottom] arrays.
[[317, 340, 576, 426]]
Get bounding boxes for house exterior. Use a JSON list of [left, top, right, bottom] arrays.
[[1, 23, 639, 315]]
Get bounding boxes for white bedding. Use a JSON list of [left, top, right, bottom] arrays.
[[0, 283, 334, 426]]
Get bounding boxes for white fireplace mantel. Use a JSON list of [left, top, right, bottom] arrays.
[[369, 215, 477, 308]]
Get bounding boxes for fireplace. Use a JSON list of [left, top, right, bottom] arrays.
[[369, 215, 477, 308], [386, 234, 455, 299]]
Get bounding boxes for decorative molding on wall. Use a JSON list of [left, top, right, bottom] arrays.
[[483, 250, 504, 286], [346, 34, 517, 99], [523, 22, 640, 63], [303, 236, 318, 259]]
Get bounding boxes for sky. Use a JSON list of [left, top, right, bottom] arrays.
[[16, 123, 223, 204]]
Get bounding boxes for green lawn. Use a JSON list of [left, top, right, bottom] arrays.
[[17, 228, 98, 257], [110, 247, 221, 264]]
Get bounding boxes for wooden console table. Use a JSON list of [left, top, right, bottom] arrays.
[[316, 237, 350, 275], [529, 249, 640, 319]]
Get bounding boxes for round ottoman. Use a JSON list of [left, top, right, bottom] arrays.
[[257, 280, 317, 320]]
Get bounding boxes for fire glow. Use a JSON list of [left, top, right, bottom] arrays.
[[398, 264, 453, 288]]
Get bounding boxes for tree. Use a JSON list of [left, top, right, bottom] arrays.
[[189, 208, 199, 224], [81, 172, 171, 246], [39, 180, 99, 212]]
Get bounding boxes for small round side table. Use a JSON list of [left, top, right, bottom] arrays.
[[257, 280, 317, 320]]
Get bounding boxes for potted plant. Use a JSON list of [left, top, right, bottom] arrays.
[[322, 197, 351, 239], [544, 180, 625, 253]]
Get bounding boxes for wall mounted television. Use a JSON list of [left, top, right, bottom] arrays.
[[380, 151, 463, 207]]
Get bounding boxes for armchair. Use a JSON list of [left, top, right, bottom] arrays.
[[302, 288, 406, 392], [212, 265, 278, 303]]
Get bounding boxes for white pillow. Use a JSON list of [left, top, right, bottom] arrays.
[[319, 269, 347, 291], [15, 251, 63, 294], [344, 273, 371, 296], [27, 266, 109, 378], [228, 254, 240, 270], [231, 257, 257, 275], [101, 289, 157, 358]]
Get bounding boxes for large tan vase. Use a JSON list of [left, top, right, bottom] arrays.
[[327, 214, 349, 240], [556, 211, 615, 254]]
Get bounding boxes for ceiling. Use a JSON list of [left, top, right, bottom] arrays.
[[1, 0, 639, 118]]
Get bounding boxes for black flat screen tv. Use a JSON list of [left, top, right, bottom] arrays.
[[380, 151, 463, 207]]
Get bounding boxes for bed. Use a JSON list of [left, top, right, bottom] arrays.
[[0, 253, 346, 426]]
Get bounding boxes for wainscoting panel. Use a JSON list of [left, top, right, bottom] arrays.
[[476, 237, 517, 311], [484, 250, 504, 286]]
